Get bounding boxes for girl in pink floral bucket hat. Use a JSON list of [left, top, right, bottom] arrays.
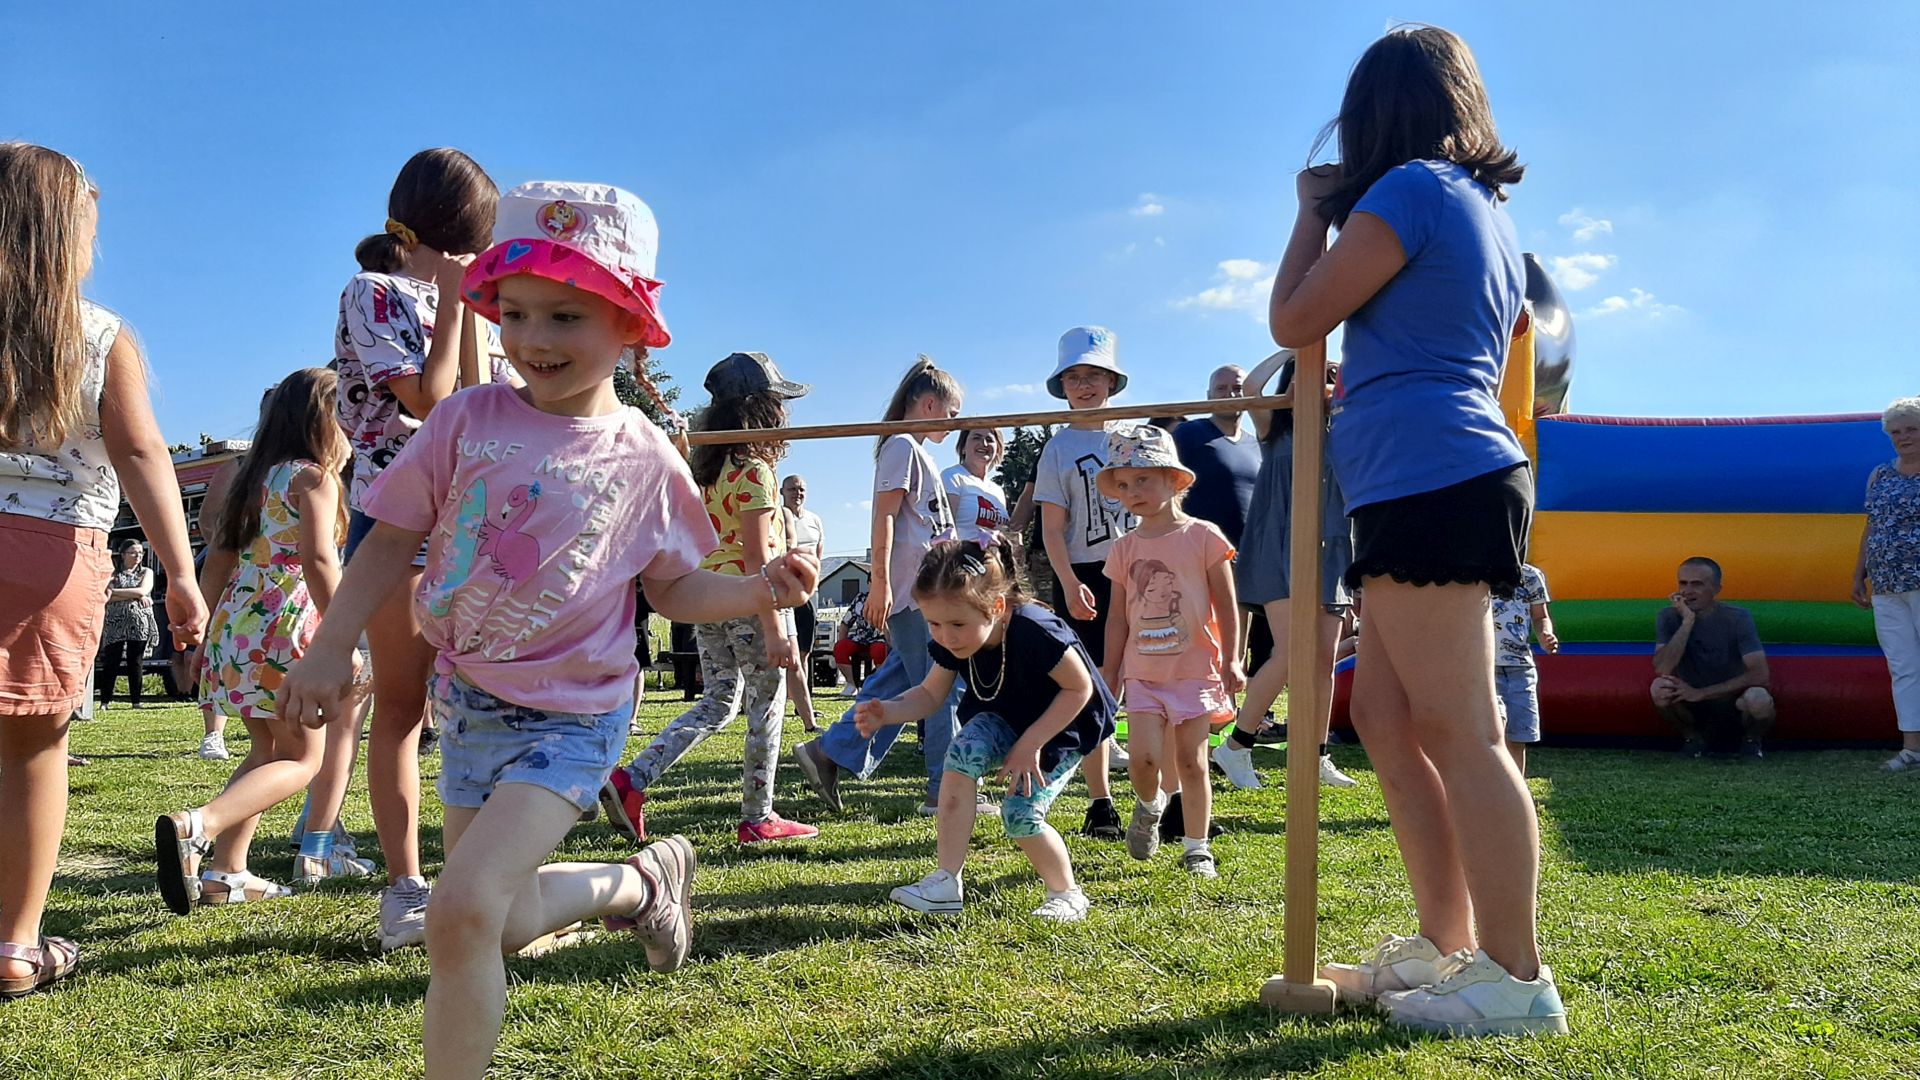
[[278, 179, 822, 1077], [1095, 423, 1245, 879]]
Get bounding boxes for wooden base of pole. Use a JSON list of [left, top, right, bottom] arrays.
[[1258, 975, 1338, 1014]]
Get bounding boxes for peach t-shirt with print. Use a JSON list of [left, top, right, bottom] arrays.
[[1102, 519, 1235, 684]]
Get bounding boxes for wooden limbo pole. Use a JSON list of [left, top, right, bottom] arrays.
[[1258, 337, 1339, 1012], [680, 362, 1337, 1012]]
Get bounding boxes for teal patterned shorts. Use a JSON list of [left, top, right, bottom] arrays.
[[944, 713, 1082, 839]]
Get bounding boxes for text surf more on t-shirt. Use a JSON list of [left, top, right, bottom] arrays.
[[365, 384, 717, 713]]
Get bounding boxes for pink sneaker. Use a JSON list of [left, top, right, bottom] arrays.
[[737, 813, 819, 845], [598, 769, 647, 845]]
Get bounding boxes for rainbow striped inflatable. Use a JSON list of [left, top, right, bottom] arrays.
[[1333, 413, 1896, 742]]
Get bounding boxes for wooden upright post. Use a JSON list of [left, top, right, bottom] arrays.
[[1259, 337, 1338, 1014], [458, 309, 486, 390]]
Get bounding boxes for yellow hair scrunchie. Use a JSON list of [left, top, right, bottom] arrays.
[[384, 218, 419, 248]]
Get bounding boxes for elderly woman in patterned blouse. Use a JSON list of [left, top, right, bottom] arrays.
[[1854, 396, 1920, 771]]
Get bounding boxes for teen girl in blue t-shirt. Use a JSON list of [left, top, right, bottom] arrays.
[[1264, 26, 1566, 1038]]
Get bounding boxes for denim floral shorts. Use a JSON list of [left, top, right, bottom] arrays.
[[430, 672, 631, 812]]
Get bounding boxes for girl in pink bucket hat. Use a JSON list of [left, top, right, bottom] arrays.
[[278, 180, 821, 1078]]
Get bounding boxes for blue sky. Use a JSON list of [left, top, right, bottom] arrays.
[[6, 3, 1915, 553]]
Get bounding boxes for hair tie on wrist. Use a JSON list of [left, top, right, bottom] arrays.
[[761, 566, 784, 607], [384, 218, 420, 249]]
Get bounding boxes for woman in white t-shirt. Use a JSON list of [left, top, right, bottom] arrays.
[[943, 428, 1012, 545], [330, 148, 518, 953]]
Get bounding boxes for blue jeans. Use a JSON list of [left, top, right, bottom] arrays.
[[819, 609, 962, 799]]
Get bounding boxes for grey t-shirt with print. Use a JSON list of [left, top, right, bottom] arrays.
[[1033, 425, 1135, 565]]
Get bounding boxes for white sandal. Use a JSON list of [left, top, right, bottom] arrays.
[[295, 850, 377, 886], [197, 869, 294, 905]]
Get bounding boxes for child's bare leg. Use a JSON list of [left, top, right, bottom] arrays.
[[1012, 828, 1075, 893], [1172, 717, 1213, 839], [425, 785, 616, 1080], [1080, 738, 1112, 799], [304, 690, 370, 842], [1124, 713, 1167, 804], [203, 717, 322, 874], [934, 770, 979, 876]]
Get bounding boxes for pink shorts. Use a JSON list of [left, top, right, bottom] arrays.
[[1123, 677, 1234, 725], [0, 516, 112, 716]]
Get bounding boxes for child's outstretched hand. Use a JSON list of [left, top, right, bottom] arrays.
[[1222, 659, 1247, 697], [1066, 579, 1098, 623], [764, 625, 795, 672], [280, 647, 355, 730], [999, 740, 1046, 799], [853, 699, 892, 738]]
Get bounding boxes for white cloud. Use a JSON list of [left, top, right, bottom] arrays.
[[1174, 259, 1275, 318], [1547, 252, 1617, 291], [1584, 287, 1683, 319], [1130, 193, 1165, 217], [1154, 236, 1165, 247], [977, 383, 1042, 401], [1558, 208, 1614, 242]]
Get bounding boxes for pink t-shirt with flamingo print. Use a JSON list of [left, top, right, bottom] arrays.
[[365, 383, 717, 714]]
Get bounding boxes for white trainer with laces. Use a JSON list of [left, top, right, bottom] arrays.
[[198, 734, 230, 761], [1108, 741, 1131, 770], [890, 869, 963, 915], [1319, 754, 1358, 789], [1882, 748, 1920, 773], [1031, 888, 1089, 922], [378, 877, 433, 951], [1379, 948, 1569, 1037], [1212, 741, 1261, 789], [1321, 933, 1448, 1006]]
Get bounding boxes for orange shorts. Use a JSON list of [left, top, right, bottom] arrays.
[[0, 516, 112, 716]]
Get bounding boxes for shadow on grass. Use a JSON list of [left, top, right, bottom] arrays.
[[826, 1002, 1412, 1080], [1536, 748, 1920, 884]]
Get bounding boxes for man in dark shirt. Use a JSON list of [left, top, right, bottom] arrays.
[[1173, 365, 1271, 674], [1651, 556, 1775, 758]]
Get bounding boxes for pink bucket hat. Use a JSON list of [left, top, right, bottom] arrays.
[[461, 180, 671, 348]]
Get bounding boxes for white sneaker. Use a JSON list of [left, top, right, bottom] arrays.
[[1319, 754, 1358, 789], [1031, 888, 1089, 922], [890, 869, 963, 915], [1379, 949, 1569, 1037], [1108, 741, 1131, 770], [1883, 748, 1920, 773], [198, 734, 230, 761], [1212, 741, 1261, 789], [378, 877, 433, 951], [296, 849, 378, 886], [917, 792, 999, 817], [1321, 933, 1448, 1006]]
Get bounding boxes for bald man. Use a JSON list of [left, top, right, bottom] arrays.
[[1172, 365, 1262, 549]]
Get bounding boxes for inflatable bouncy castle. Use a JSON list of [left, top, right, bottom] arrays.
[[1332, 256, 1897, 742]]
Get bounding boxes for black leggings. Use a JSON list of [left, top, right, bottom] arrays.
[[99, 639, 147, 706]]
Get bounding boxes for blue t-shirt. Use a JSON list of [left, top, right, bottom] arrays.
[[1329, 160, 1526, 510], [928, 603, 1117, 771], [1172, 418, 1262, 545]]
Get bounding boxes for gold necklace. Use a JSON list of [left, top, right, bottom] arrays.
[[968, 640, 1007, 702]]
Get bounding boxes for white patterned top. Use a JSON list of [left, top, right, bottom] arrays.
[[0, 300, 124, 531]]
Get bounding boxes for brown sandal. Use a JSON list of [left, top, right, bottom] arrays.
[[0, 937, 80, 999]]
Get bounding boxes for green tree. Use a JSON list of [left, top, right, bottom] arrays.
[[614, 351, 682, 428], [995, 425, 1054, 598]]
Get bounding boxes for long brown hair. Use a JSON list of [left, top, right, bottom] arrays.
[[215, 368, 349, 552], [354, 148, 498, 270], [0, 143, 96, 451], [876, 355, 961, 458], [689, 391, 790, 490], [1312, 26, 1524, 229]]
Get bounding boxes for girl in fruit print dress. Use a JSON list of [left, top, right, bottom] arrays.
[[600, 352, 821, 846], [153, 367, 365, 912]]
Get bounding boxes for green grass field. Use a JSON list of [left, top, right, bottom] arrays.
[[3, 692, 1916, 1079]]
